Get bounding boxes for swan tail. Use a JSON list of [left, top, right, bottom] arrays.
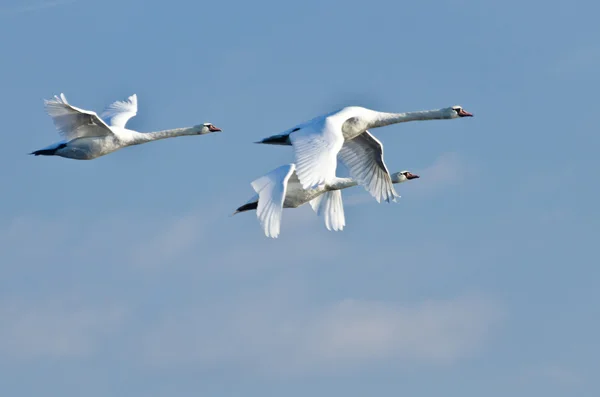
[[29, 149, 53, 156], [254, 134, 291, 145], [29, 142, 67, 156], [29, 146, 62, 156], [232, 201, 258, 216]]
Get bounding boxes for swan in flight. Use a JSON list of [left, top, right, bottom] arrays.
[[31, 93, 222, 160], [256, 105, 472, 203], [233, 163, 420, 238]]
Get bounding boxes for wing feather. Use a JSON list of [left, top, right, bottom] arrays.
[[338, 131, 399, 203], [101, 94, 138, 128], [289, 119, 344, 190], [250, 164, 296, 238], [44, 93, 114, 140], [309, 190, 346, 231]]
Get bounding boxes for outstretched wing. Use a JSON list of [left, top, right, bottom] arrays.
[[250, 163, 296, 238], [289, 118, 345, 190], [101, 94, 138, 128], [309, 190, 346, 232], [338, 130, 399, 203], [44, 93, 114, 140]]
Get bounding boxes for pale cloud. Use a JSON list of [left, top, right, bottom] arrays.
[[0, 301, 125, 360], [217, 205, 346, 271], [140, 294, 503, 375], [0, 152, 466, 273], [409, 151, 466, 195], [0, 0, 75, 16], [0, 213, 147, 270], [0, 215, 71, 267], [128, 210, 209, 269], [0, 207, 503, 375], [0, 206, 220, 271], [522, 363, 583, 386], [0, 205, 329, 275]]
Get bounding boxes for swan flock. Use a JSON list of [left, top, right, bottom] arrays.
[[32, 93, 473, 238]]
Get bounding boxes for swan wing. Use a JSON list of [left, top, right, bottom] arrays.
[[338, 130, 399, 203], [289, 119, 344, 190], [44, 93, 115, 140], [101, 94, 138, 128], [250, 163, 296, 238], [309, 190, 346, 232]]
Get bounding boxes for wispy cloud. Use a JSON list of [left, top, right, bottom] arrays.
[[128, 210, 210, 269], [521, 363, 583, 386], [0, 195, 504, 377], [409, 151, 467, 195], [0, 215, 71, 267], [0, 0, 75, 16], [0, 206, 220, 272], [0, 301, 125, 359], [140, 294, 503, 375]]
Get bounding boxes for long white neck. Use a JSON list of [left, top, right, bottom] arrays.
[[130, 125, 205, 144], [327, 175, 408, 191], [326, 177, 357, 191], [368, 109, 450, 129]]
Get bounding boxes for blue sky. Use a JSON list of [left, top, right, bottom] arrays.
[[0, 0, 598, 396]]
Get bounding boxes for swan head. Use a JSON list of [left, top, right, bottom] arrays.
[[199, 123, 222, 134], [391, 170, 420, 183], [448, 105, 473, 118]]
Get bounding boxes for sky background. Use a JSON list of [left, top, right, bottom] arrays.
[[0, 0, 598, 396]]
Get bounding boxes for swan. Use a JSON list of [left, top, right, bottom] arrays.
[[233, 163, 420, 238], [255, 105, 472, 203], [30, 93, 222, 160]]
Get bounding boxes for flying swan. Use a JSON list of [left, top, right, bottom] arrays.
[[30, 93, 222, 160], [233, 163, 420, 238], [256, 105, 472, 203]]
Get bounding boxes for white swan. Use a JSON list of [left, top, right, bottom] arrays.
[[256, 105, 472, 203], [233, 163, 420, 238], [31, 93, 222, 160]]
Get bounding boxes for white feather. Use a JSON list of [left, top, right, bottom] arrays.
[[338, 130, 399, 203], [289, 119, 344, 190], [43, 93, 114, 140], [309, 190, 345, 231], [250, 164, 296, 238], [101, 94, 138, 128]]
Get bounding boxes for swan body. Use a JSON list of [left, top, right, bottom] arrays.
[[234, 163, 419, 238], [31, 93, 222, 160], [256, 105, 471, 203]]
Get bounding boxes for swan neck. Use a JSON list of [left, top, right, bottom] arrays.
[[137, 126, 201, 142], [391, 175, 409, 184], [369, 109, 447, 128], [327, 178, 356, 190]]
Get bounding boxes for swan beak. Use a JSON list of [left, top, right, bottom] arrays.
[[209, 125, 222, 132], [406, 173, 420, 180], [457, 109, 473, 117]]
